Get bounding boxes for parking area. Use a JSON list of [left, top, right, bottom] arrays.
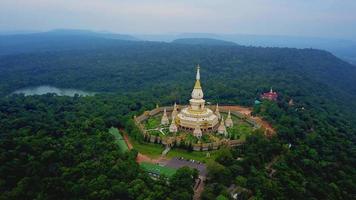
[[165, 157, 207, 176]]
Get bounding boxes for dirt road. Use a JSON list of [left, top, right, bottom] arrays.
[[123, 133, 167, 164]]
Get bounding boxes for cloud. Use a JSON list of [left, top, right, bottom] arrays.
[[0, 0, 355, 39]]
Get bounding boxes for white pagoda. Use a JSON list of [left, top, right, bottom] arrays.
[[217, 116, 227, 135], [169, 117, 178, 133], [161, 108, 169, 125], [175, 65, 219, 134], [171, 102, 178, 119], [215, 104, 221, 119], [225, 110, 234, 128]]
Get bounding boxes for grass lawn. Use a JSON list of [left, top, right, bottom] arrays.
[[129, 135, 218, 162], [140, 162, 177, 177], [130, 139, 164, 158], [109, 127, 128, 153], [145, 116, 161, 129], [228, 123, 254, 141]]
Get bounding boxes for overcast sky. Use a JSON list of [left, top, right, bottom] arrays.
[[1, 0, 356, 40]]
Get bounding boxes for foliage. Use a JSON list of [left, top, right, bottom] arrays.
[[0, 94, 196, 200], [0, 39, 355, 199]]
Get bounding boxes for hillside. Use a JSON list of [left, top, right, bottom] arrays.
[[0, 38, 355, 199], [136, 33, 356, 65], [0, 30, 139, 55], [0, 39, 355, 114]]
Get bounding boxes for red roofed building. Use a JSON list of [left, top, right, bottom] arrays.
[[261, 88, 278, 101]]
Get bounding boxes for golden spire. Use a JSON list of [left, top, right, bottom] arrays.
[[194, 64, 202, 89]]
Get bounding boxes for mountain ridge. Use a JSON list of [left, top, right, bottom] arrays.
[[171, 38, 238, 46], [1, 29, 355, 65]]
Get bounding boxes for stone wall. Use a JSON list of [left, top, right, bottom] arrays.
[[135, 106, 174, 124]]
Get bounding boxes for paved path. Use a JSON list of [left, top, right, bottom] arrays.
[[193, 176, 205, 200], [165, 157, 207, 199], [162, 146, 171, 156], [146, 127, 167, 135], [266, 155, 280, 178]]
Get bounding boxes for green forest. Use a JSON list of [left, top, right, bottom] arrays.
[[0, 38, 355, 199]]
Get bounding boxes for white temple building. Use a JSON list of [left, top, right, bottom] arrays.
[[225, 110, 234, 128], [193, 124, 203, 138], [218, 116, 227, 135], [161, 108, 169, 125], [215, 104, 221, 119], [175, 65, 219, 133], [171, 102, 178, 119], [163, 65, 233, 138], [169, 116, 178, 133]]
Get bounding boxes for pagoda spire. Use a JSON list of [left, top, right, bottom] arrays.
[[196, 64, 200, 80], [194, 64, 202, 89], [171, 102, 178, 119], [218, 116, 227, 135], [225, 110, 234, 128], [191, 64, 204, 99], [215, 103, 221, 119], [161, 108, 169, 125], [169, 116, 178, 133]]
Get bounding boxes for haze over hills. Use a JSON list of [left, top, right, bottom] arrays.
[[171, 38, 238, 46], [1, 29, 355, 65], [136, 33, 356, 65], [0, 29, 140, 55]]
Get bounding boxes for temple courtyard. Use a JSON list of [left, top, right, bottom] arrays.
[[134, 66, 274, 151]]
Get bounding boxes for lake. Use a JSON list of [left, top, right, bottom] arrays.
[[12, 85, 95, 97]]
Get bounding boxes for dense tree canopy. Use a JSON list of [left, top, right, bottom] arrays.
[[0, 94, 197, 200], [0, 39, 355, 199]]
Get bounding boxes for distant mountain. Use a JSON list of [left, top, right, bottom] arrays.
[[2, 30, 356, 64], [0, 29, 140, 55], [135, 33, 356, 65], [47, 29, 139, 41], [172, 38, 237, 46]]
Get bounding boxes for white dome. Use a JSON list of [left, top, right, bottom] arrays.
[[191, 88, 204, 99]]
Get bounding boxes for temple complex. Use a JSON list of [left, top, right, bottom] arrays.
[[175, 65, 219, 133], [261, 88, 278, 101], [159, 65, 237, 138], [135, 65, 275, 150]]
